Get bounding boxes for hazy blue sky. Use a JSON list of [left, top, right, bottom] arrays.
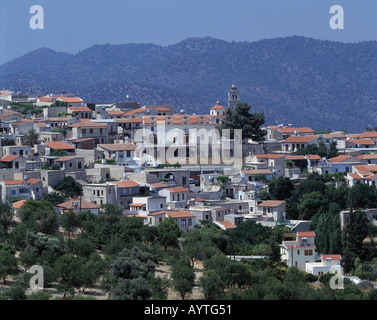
[[1, 0, 377, 64]]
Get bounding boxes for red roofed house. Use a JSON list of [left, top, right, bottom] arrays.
[[280, 231, 317, 271], [247, 154, 286, 176], [356, 153, 377, 165], [256, 200, 286, 221], [0, 155, 27, 170], [97, 143, 138, 167], [70, 120, 119, 145], [56, 198, 100, 215], [346, 139, 375, 149], [281, 135, 318, 152], [114, 118, 143, 140], [327, 155, 363, 173], [1, 178, 43, 202], [129, 196, 167, 213], [346, 171, 377, 187], [215, 220, 236, 230], [67, 106, 93, 119], [306, 254, 343, 277], [54, 156, 85, 172], [12, 199, 26, 214], [108, 180, 140, 208], [147, 210, 197, 231], [266, 126, 315, 141], [158, 187, 189, 208], [44, 141, 75, 156]]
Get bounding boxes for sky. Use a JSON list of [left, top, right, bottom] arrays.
[[0, 0, 377, 64]]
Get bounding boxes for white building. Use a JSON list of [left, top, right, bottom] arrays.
[[305, 254, 343, 277], [280, 231, 317, 271]]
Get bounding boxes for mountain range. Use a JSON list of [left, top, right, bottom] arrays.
[[1, 36, 377, 132]]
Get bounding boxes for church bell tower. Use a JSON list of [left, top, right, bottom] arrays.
[[228, 84, 240, 110]]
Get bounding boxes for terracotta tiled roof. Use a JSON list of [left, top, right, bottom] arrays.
[[328, 155, 352, 162], [217, 221, 236, 229], [280, 127, 314, 134], [166, 211, 195, 218], [98, 143, 137, 152], [108, 180, 139, 188], [70, 121, 107, 128], [357, 131, 377, 139], [149, 182, 168, 188], [348, 139, 375, 145], [255, 154, 285, 159], [12, 199, 26, 209], [54, 156, 75, 162], [242, 169, 273, 175], [210, 104, 226, 110], [123, 108, 146, 116], [166, 187, 189, 193], [0, 155, 22, 162], [348, 173, 364, 180], [44, 141, 75, 150], [286, 155, 307, 160], [297, 231, 315, 237], [306, 155, 322, 160], [107, 110, 124, 115], [130, 203, 146, 207], [353, 165, 377, 172], [322, 254, 342, 261], [257, 200, 285, 207], [57, 199, 100, 210], [3, 179, 41, 186], [60, 97, 84, 103], [282, 135, 318, 143], [356, 154, 377, 160]]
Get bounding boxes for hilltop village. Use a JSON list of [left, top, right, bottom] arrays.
[[0, 85, 376, 300]]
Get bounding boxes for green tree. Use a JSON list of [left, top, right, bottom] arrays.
[[22, 129, 39, 147], [18, 199, 59, 235], [60, 210, 80, 237], [0, 243, 19, 284], [54, 254, 85, 297], [342, 209, 369, 266], [55, 176, 83, 198], [297, 191, 327, 220], [348, 183, 377, 209], [171, 258, 195, 300], [43, 192, 67, 205], [50, 148, 67, 157], [0, 202, 15, 236], [110, 246, 155, 300], [156, 216, 181, 251], [268, 177, 295, 200], [217, 102, 266, 141], [199, 269, 225, 300]]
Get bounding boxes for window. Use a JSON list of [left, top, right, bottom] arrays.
[[297, 250, 300, 255], [90, 129, 93, 134], [304, 249, 313, 256], [188, 218, 192, 226], [160, 204, 163, 208], [82, 129, 86, 134]]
